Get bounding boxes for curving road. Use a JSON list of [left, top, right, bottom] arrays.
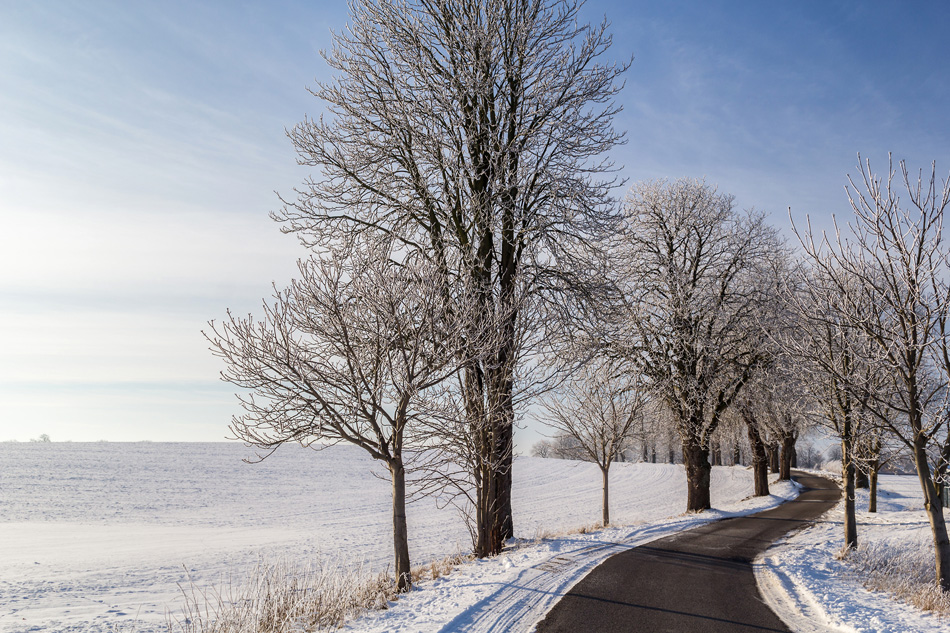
[[534, 471, 841, 633]]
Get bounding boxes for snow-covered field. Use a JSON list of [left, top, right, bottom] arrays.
[[757, 473, 949, 633], [2, 442, 784, 632]]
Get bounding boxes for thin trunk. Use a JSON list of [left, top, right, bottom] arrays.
[[732, 441, 740, 466], [868, 461, 879, 513], [391, 461, 411, 592], [746, 420, 770, 497], [711, 439, 722, 466], [651, 444, 657, 463], [843, 438, 858, 550], [683, 438, 712, 511], [601, 466, 610, 527]]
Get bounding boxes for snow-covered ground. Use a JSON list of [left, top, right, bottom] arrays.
[[1, 442, 788, 632], [756, 473, 949, 633]]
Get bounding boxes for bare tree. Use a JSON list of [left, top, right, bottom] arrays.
[[794, 156, 950, 588], [275, 0, 627, 557], [542, 360, 645, 525], [610, 178, 784, 512], [782, 260, 883, 549], [205, 242, 462, 591], [530, 439, 554, 458], [732, 374, 775, 497]]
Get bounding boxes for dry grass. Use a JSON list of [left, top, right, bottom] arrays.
[[409, 552, 473, 585], [843, 538, 950, 615], [164, 550, 477, 633], [166, 559, 396, 633], [531, 521, 604, 542]]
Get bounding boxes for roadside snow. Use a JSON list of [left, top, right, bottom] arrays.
[[756, 473, 949, 633], [1, 442, 783, 632]]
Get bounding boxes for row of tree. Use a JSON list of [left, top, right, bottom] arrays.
[[528, 164, 950, 591], [205, 0, 950, 594]]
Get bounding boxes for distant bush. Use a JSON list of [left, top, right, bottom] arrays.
[[29, 434, 51, 443], [844, 537, 950, 615]]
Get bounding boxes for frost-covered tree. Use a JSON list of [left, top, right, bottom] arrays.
[[781, 261, 881, 549], [206, 242, 462, 591], [610, 179, 784, 512], [792, 156, 950, 587], [542, 360, 645, 525], [276, 0, 627, 557]]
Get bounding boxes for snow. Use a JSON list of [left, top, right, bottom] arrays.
[[1, 442, 790, 632], [756, 472, 950, 633]]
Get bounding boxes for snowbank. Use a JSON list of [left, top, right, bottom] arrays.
[[756, 473, 950, 633]]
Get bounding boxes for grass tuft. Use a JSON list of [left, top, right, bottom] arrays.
[[166, 558, 396, 633], [843, 538, 950, 615]]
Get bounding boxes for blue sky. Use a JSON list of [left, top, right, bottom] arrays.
[[2, 1, 949, 447]]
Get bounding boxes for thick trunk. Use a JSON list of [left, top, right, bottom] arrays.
[[912, 439, 950, 591], [467, 358, 511, 558], [495, 409, 514, 542], [768, 443, 780, 474], [779, 433, 795, 481], [843, 439, 858, 550], [683, 440, 712, 511], [746, 421, 770, 497], [601, 466, 610, 527], [391, 462, 411, 592]]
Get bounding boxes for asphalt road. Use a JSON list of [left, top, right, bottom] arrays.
[[534, 471, 841, 633]]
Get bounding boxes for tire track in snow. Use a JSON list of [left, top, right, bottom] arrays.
[[435, 518, 733, 633]]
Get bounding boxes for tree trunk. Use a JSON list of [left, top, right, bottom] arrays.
[[641, 441, 649, 462], [683, 440, 712, 511], [710, 439, 722, 466], [855, 465, 869, 489], [601, 466, 610, 527], [651, 445, 656, 463], [779, 432, 795, 481], [391, 461, 411, 592], [668, 445, 676, 464], [912, 439, 950, 590], [843, 439, 857, 550], [768, 442, 780, 474], [868, 462, 879, 513], [496, 411, 514, 542], [732, 441, 741, 466], [746, 421, 770, 497]]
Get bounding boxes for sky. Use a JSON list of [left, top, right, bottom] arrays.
[[2, 1, 949, 449]]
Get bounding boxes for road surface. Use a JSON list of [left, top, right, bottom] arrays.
[[534, 471, 840, 632]]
